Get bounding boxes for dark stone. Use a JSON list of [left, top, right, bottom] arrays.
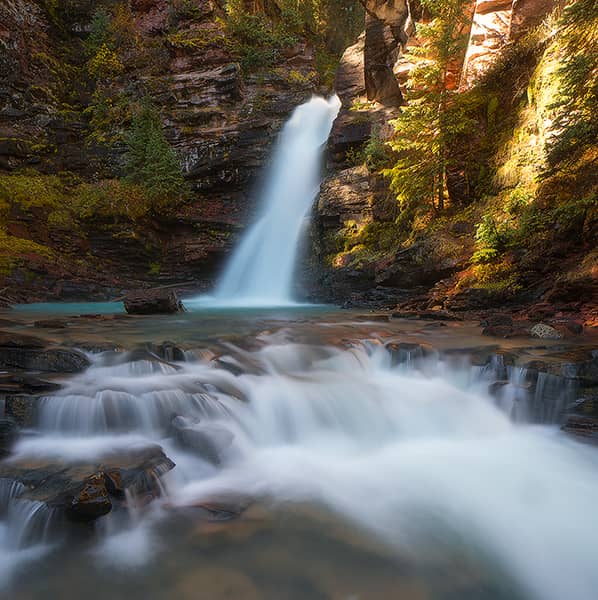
[[4, 394, 37, 427], [364, 0, 410, 106], [562, 415, 598, 443], [0, 347, 90, 372], [124, 289, 184, 315], [480, 314, 514, 327], [482, 325, 516, 338], [34, 319, 68, 329], [0, 418, 18, 457]]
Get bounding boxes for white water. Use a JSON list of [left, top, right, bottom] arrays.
[[205, 95, 341, 307], [2, 342, 598, 598]]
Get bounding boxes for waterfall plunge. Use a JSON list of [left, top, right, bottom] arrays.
[[211, 95, 341, 306]]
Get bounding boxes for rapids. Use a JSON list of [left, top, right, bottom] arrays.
[[2, 338, 597, 599]]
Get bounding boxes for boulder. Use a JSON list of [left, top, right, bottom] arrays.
[[124, 289, 185, 315]]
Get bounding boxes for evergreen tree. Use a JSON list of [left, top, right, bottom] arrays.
[[385, 0, 473, 213], [124, 100, 186, 211]]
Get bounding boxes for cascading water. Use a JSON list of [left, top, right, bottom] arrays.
[[205, 95, 341, 306], [2, 339, 598, 599]]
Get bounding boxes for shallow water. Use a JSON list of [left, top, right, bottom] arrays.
[[1, 305, 597, 599]]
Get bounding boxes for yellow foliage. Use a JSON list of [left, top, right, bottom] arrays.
[[87, 44, 124, 79]]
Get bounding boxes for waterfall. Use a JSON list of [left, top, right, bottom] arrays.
[[209, 95, 341, 306]]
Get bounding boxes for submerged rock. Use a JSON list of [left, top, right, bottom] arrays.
[[124, 289, 184, 315], [171, 417, 234, 464], [0, 418, 18, 457]]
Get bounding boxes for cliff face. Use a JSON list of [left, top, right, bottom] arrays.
[[0, 0, 319, 301], [310, 0, 597, 323]]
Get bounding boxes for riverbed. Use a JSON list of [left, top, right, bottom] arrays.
[[1, 303, 597, 600]]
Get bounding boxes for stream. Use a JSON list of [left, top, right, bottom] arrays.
[[1, 304, 597, 599]]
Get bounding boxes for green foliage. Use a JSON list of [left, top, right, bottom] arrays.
[[545, 0, 598, 169], [363, 127, 393, 171], [83, 90, 132, 145], [345, 128, 393, 171], [124, 101, 186, 211], [225, 0, 298, 71], [87, 9, 113, 54], [224, 0, 362, 75], [386, 0, 473, 215], [171, 0, 206, 21]]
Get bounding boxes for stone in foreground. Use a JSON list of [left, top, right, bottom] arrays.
[[0, 444, 175, 521]]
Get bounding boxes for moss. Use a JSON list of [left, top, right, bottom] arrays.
[[0, 232, 54, 277], [148, 262, 161, 276]]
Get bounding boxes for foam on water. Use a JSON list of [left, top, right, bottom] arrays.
[[1, 341, 596, 599]]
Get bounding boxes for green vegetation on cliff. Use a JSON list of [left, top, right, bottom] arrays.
[[124, 101, 187, 212], [385, 0, 472, 213], [332, 0, 596, 307], [225, 0, 363, 80]]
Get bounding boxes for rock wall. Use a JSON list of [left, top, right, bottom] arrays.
[[461, 0, 562, 87], [0, 0, 319, 301]]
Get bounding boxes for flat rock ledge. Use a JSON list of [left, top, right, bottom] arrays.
[[0, 444, 175, 522]]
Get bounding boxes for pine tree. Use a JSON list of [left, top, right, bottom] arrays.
[[385, 0, 473, 213], [124, 100, 186, 211]]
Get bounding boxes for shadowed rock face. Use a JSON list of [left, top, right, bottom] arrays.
[[0, 0, 318, 301], [363, 0, 410, 106]]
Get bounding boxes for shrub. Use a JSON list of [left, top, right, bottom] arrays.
[[87, 44, 124, 80], [124, 101, 186, 211]]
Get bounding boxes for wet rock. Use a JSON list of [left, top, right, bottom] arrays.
[[385, 342, 433, 366], [0, 346, 90, 372], [0, 418, 18, 457], [530, 323, 563, 340], [0, 331, 46, 348], [171, 418, 234, 464], [33, 319, 68, 329], [0, 373, 61, 394], [152, 341, 187, 362], [4, 395, 37, 427], [480, 314, 513, 327], [124, 289, 184, 315], [562, 415, 598, 443], [0, 444, 175, 522], [482, 325, 516, 338], [69, 473, 112, 521]]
